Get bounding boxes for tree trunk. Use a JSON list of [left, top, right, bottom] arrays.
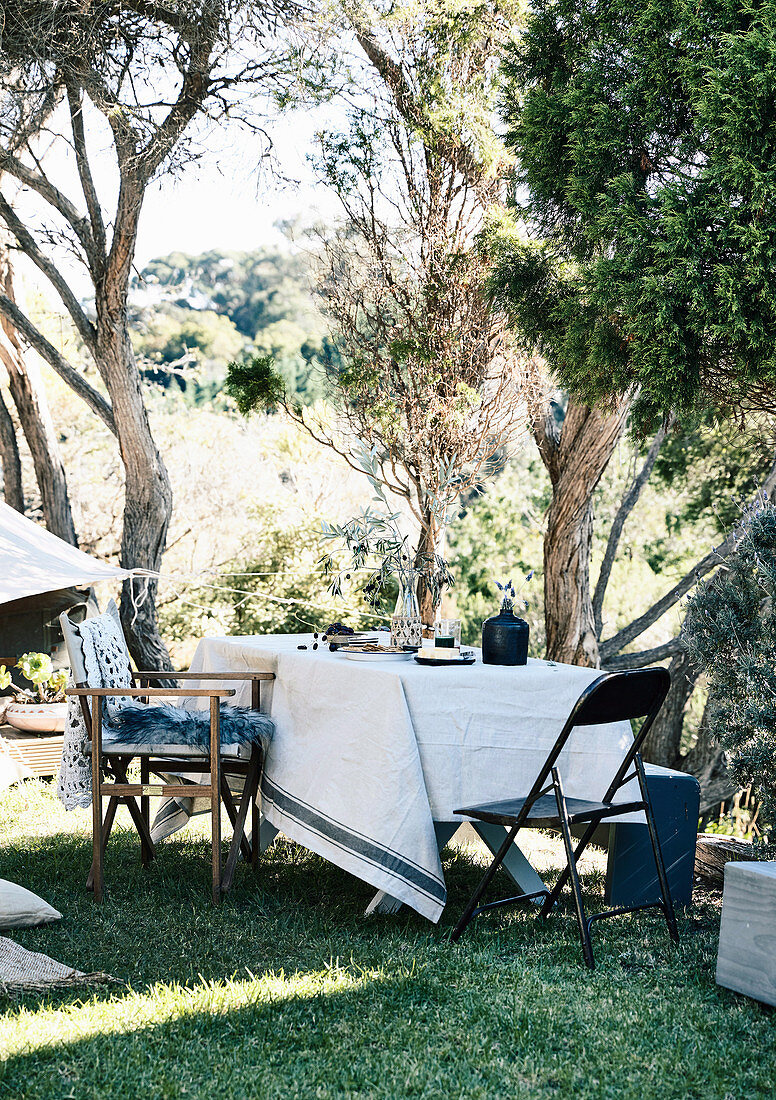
[[637, 645, 732, 812], [0, 388, 23, 511], [415, 505, 442, 623], [95, 309, 173, 671], [683, 692, 734, 815], [641, 646, 699, 767], [535, 396, 630, 666], [0, 240, 77, 543]]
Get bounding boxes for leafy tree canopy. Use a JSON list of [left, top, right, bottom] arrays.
[[133, 307, 245, 367], [493, 0, 776, 427], [134, 247, 335, 401], [652, 414, 776, 532], [138, 248, 316, 340]]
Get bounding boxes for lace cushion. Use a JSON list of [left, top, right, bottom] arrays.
[[58, 601, 135, 810]]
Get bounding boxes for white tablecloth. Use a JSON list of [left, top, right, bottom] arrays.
[[187, 634, 636, 922]]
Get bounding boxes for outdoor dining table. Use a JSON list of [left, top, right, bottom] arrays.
[[185, 633, 639, 922]]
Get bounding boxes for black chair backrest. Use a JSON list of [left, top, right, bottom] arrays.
[[518, 668, 671, 821], [570, 668, 671, 727]]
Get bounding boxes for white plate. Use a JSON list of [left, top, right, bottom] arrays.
[[341, 649, 413, 662]]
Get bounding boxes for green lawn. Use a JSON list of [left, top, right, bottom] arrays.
[[0, 781, 773, 1100]]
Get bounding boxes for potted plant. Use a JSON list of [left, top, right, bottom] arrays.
[[1, 653, 68, 734], [320, 486, 454, 648]]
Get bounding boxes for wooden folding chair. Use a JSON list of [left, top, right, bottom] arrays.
[[450, 668, 679, 968], [61, 604, 273, 904]]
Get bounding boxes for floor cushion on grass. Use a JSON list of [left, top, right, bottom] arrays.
[[0, 879, 62, 930], [0, 936, 114, 992]]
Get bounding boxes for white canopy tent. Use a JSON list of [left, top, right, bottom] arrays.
[[0, 501, 132, 605], [0, 502, 141, 789]]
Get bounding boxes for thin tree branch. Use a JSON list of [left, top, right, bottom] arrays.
[[282, 398, 409, 499], [133, 14, 221, 183], [0, 194, 97, 353], [66, 84, 108, 267], [601, 638, 683, 670], [593, 419, 670, 638], [0, 150, 96, 263], [600, 448, 776, 661], [347, 3, 484, 187], [0, 294, 115, 434], [123, 0, 192, 33]]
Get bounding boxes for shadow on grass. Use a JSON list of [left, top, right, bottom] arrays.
[[2, 826, 774, 1100], [1, 826, 698, 994]]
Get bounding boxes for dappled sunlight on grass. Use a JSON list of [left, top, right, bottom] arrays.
[[1, 781, 775, 1099], [0, 963, 388, 1058]]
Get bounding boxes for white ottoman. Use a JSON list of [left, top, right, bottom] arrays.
[[716, 860, 776, 1006]]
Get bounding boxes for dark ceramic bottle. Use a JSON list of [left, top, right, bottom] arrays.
[[482, 604, 529, 665]]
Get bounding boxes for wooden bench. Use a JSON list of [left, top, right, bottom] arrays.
[[0, 724, 63, 778]]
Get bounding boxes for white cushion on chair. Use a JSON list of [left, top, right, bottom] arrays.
[[0, 879, 62, 929]]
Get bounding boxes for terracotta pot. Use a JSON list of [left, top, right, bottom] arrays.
[[5, 701, 67, 734]]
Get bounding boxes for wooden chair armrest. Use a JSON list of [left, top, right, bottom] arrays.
[[131, 671, 275, 681], [66, 687, 236, 698]]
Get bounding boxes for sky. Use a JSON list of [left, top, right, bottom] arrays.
[[132, 105, 341, 268], [11, 95, 346, 303]]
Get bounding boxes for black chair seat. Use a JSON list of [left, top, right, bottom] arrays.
[[456, 794, 647, 828]]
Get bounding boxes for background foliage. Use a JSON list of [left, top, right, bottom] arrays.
[[684, 496, 776, 838], [493, 0, 776, 427]]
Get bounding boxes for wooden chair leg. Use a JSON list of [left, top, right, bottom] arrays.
[[251, 795, 259, 874], [90, 695, 104, 903], [220, 775, 252, 863], [221, 748, 261, 895], [210, 697, 222, 905], [110, 757, 156, 861], [250, 678, 261, 874], [86, 796, 119, 890], [140, 757, 152, 867]]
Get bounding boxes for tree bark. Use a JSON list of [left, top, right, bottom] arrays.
[[95, 296, 173, 670], [535, 396, 630, 666], [0, 7, 225, 673], [0, 239, 77, 543], [683, 692, 735, 815], [415, 504, 442, 623], [593, 422, 669, 638], [637, 644, 732, 812], [694, 835, 753, 887], [641, 646, 699, 768], [0, 388, 23, 511]]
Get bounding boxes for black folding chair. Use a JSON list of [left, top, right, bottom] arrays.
[[450, 668, 679, 969]]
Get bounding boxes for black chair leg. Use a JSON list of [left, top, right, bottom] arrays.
[[538, 817, 598, 920], [451, 823, 519, 942], [635, 756, 680, 944], [251, 796, 259, 874], [553, 768, 595, 970]]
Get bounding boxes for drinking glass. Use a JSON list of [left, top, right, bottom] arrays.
[[435, 618, 461, 647]]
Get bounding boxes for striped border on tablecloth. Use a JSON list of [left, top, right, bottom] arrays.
[[260, 773, 447, 907]]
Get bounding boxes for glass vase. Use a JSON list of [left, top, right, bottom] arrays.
[[391, 574, 421, 648]]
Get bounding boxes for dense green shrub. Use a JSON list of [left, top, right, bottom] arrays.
[[683, 496, 776, 838]]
